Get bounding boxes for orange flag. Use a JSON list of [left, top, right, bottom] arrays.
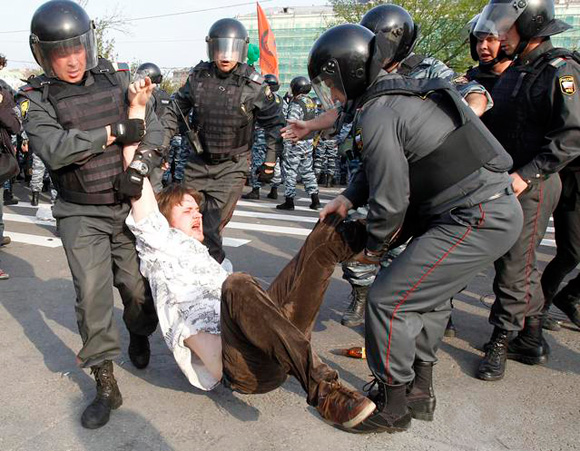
[[257, 2, 279, 78]]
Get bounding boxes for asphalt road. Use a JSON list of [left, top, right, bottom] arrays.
[[1, 182, 579, 451]]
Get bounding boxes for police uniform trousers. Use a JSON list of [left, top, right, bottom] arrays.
[[281, 139, 318, 199], [541, 169, 580, 306], [184, 152, 249, 263], [57, 203, 158, 367], [490, 175, 561, 331], [220, 220, 363, 404], [366, 194, 522, 384]]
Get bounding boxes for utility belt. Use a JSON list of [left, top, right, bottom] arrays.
[[57, 187, 124, 205], [201, 148, 249, 165]]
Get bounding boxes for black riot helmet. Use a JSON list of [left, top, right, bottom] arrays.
[[467, 14, 507, 69], [29, 0, 98, 78], [308, 24, 375, 110], [135, 62, 163, 84], [474, 0, 571, 57], [264, 73, 280, 92], [206, 18, 249, 63], [290, 76, 311, 97], [360, 4, 419, 69], [312, 96, 323, 109]]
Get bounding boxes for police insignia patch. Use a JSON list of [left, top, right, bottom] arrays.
[[354, 128, 363, 152], [20, 99, 29, 119], [559, 75, 576, 95]]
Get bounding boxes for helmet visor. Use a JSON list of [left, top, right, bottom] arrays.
[[473, 3, 524, 39], [207, 38, 248, 63], [30, 29, 98, 79], [311, 59, 347, 111]]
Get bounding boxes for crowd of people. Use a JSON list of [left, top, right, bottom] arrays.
[[0, 0, 579, 437]]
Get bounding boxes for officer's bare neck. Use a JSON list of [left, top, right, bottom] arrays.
[[491, 59, 512, 76], [519, 37, 545, 58]]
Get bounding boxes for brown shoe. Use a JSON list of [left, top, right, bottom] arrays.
[[316, 380, 376, 429]]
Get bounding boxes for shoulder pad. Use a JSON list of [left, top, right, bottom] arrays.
[[111, 62, 130, 72], [249, 72, 264, 85], [192, 61, 211, 73], [549, 57, 567, 69]]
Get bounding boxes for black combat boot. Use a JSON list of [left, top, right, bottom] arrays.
[[407, 361, 436, 421], [507, 316, 550, 365], [352, 379, 412, 433], [266, 187, 278, 199], [276, 196, 295, 210], [341, 285, 368, 327], [309, 193, 321, 210], [31, 191, 40, 207], [241, 187, 260, 200], [128, 332, 151, 369], [81, 360, 123, 429], [553, 290, 580, 329], [3, 188, 18, 206], [477, 327, 510, 381], [444, 315, 457, 338]]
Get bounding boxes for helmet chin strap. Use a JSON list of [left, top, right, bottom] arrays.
[[509, 39, 529, 60]]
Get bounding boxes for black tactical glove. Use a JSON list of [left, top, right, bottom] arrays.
[[257, 163, 275, 184], [113, 119, 145, 144], [114, 167, 144, 200]]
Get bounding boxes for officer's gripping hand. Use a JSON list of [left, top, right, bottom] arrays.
[[320, 195, 353, 222], [257, 163, 275, 183], [114, 168, 144, 200], [281, 119, 310, 143], [113, 119, 146, 144]]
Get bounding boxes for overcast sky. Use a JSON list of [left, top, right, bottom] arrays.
[[1, 0, 328, 70]]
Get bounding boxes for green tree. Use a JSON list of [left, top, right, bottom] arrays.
[[330, 0, 489, 73]]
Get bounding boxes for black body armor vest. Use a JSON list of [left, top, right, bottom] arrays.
[[466, 66, 501, 94], [28, 59, 126, 205], [189, 62, 258, 158], [294, 95, 316, 139], [358, 78, 507, 203], [486, 48, 580, 172], [153, 89, 171, 118]]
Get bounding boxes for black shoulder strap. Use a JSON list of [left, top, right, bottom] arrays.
[[397, 54, 426, 76], [90, 58, 118, 86], [358, 77, 469, 125]]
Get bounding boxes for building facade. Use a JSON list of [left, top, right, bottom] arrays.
[[554, 0, 580, 49], [237, 6, 336, 94]]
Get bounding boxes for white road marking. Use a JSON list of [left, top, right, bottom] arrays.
[[226, 221, 311, 236], [3, 213, 56, 227], [6, 232, 62, 248], [236, 200, 321, 213], [233, 210, 318, 223]]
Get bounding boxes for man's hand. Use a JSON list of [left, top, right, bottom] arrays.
[[114, 168, 144, 200], [281, 119, 311, 142], [128, 76, 155, 109], [257, 162, 275, 183], [320, 194, 353, 222], [352, 251, 381, 265], [112, 119, 146, 144], [511, 172, 529, 197]]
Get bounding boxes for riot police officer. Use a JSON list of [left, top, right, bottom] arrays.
[[17, 0, 162, 429], [311, 23, 522, 433], [135, 62, 171, 118], [463, 14, 511, 95], [473, 0, 580, 381], [243, 73, 283, 200], [277, 76, 321, 210], [161, 18, 284, 263]]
